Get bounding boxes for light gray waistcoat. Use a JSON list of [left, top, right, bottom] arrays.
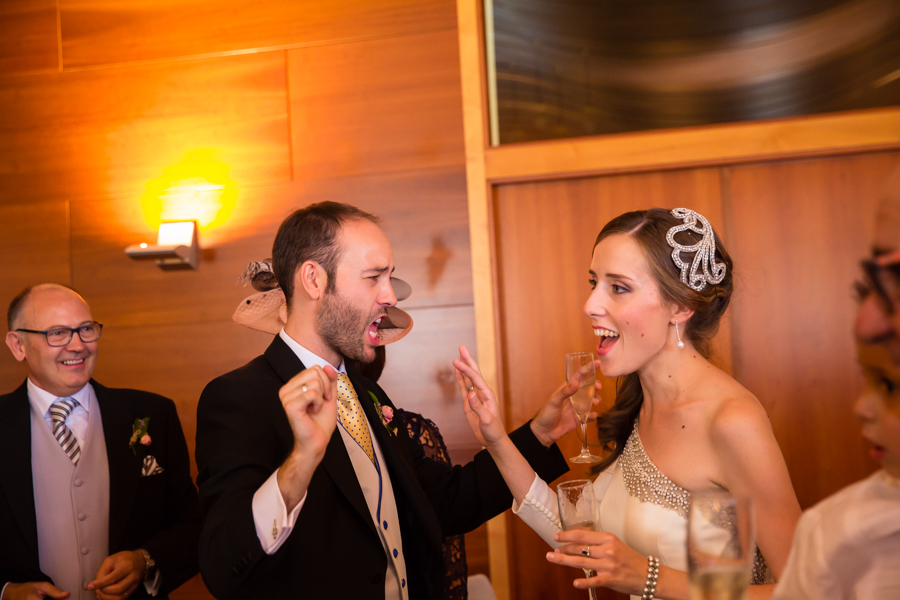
[[31, 400, 110, 599]]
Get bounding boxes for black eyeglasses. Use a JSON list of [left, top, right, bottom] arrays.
[[16, 322, 103, 347], [861, 250, 900, 314]]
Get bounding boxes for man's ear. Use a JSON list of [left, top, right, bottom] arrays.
[[296, 261, 328, 301], [5, 332, 27, 362]]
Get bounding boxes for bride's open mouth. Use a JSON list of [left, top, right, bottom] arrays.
[[594, 327, 619, 355]]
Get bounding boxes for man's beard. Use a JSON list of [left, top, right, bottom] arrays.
[[316, 290, 381, 363]]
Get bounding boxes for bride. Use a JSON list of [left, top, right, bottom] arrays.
[[454, 208, 801, 599]]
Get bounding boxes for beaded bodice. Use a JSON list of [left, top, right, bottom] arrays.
[[619, 420, 771, 585]]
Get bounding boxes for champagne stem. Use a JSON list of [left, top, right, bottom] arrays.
[[583, 569, 598, 600], [581, 421, 589, 455]]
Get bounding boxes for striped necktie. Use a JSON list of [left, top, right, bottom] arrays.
[[49, 398, 81, 466], [336, 373, 375, 464]]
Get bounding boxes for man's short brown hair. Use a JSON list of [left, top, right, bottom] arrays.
[[272, 202, 380, 308]]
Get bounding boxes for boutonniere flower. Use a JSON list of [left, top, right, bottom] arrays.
[[367, 391, 398, 436], [129, 418, 152, 454]]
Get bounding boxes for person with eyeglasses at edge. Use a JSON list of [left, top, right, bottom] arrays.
[[0, 284, 201, 600], [773, 166, 900, 599]]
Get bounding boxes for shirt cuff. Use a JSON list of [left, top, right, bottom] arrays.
[[512, 472, 542, 514], [1, 582, 10, 600], [143, 568, 162, 597], [251, 468, 306, 554]]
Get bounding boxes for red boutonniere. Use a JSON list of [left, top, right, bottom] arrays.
[[368, 391, 397, 436], [129, 418, 152, 454]]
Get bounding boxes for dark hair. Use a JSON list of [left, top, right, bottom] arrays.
[[272, 202, 380, 307], [7, 283, 81, 330], [593, 208, 734, 472]]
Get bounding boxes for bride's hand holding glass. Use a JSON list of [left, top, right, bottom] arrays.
[[549, 530, 660, 596]]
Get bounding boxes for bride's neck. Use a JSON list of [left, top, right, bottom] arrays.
[[636, 343, 711, 414]]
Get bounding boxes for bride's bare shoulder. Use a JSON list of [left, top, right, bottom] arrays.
[[706, 380, 774, 449]]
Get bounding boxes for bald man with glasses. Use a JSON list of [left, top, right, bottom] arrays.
[[1, 284, 200, 600]]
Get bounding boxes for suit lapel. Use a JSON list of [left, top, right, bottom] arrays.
[[264, 337, 374, 535], [0, 381, 40, 557], [94, 381, 142, 552]]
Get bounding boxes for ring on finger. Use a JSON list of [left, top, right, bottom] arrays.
[[581, 546, 591, 557], [301, 384, 308, 393], [467, 386, 475, 392]]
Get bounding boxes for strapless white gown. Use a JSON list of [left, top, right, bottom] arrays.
[[513, 421, 768, 600]]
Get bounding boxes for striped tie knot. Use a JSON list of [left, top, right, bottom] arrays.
[[50, 397, 81, 466]]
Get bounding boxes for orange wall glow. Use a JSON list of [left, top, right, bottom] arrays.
[[141, 150, 237, 230]]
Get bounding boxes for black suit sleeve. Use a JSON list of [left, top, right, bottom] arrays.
[[402, 418, 569, 536], [138, 397, 202, 596], [194, 374, 294, 600]]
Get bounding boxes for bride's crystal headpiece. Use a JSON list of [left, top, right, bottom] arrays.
[[665, 208, 726, 292]]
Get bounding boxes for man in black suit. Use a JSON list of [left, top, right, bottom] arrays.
[[196, 202, 578, 599], [1, 284, 200, 600]]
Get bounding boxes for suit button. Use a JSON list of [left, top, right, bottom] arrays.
[[78, 513, 86, 521], [369, 571, 380, 584]]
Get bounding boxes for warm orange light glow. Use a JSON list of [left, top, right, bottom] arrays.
[[141, 150, 237, 230]]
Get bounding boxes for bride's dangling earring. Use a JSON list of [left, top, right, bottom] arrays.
[[675, 320, 685, 349]]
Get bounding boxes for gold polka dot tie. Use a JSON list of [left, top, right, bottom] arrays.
[[337, 373, 375, 464]]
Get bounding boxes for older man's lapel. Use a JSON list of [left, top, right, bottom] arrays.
[[0, 381, 40, 557], [263, 336, 375, 536], [94, 381, 143, 552]]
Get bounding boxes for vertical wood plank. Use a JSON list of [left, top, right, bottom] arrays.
[[728, 150, 900, 508], [288, 29, 465, 181]]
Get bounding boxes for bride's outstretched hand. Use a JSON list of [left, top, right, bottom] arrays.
[[548, 530, 648, 595], [453, 345, 507, 448]]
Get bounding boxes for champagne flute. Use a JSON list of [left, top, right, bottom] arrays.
[[687, 490, 755, 600], [566, 352, 601, 463], [557, 479, 600, 600]]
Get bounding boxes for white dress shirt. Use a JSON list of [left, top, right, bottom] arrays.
[[773, 470, 900, 600], [251, 330, 407, 600]]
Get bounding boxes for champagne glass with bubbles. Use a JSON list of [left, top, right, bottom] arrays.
[[557, 479, 600, 600], [688, 491, 755, 600], [566, 352, 601, 463]]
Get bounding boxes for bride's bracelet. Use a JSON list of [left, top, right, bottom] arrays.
[[640, 555, 659, 600]]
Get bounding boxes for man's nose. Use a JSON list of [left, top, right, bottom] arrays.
[[380, 281, 398, 307], [855, 293, 893, 345], [64, 331, 86, 351]]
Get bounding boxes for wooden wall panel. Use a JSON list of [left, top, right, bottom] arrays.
[[0, 200, 70, 389], [727, 150, 900, 508], [0, 52, 290, 204], [289, 30, 466, 180], [0, 0, 58, 76], [60, 0, 457, 68], [69, 167, 471, 329], [494, 168, 726, 600]]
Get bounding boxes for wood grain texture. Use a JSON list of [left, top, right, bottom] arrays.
[[289, 29, 466, 181], [484, 107, 900, 183], [0, 52, 290, 204], [0, 0, 58, 76], [68, 168, 471, 329], [727, 150, 900, 508], [60, 0, 457, 68], [0, 200, 70, 391]]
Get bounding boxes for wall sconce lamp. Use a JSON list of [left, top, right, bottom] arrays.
[[125, 220, 199, 269]]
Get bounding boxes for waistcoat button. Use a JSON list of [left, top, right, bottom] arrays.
[[78, 513, 86, 521], [74, 479, 83, 487], [81, 547, 89, 555]]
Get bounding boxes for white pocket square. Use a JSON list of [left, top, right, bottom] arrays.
[[141, 455, 164, 476]]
